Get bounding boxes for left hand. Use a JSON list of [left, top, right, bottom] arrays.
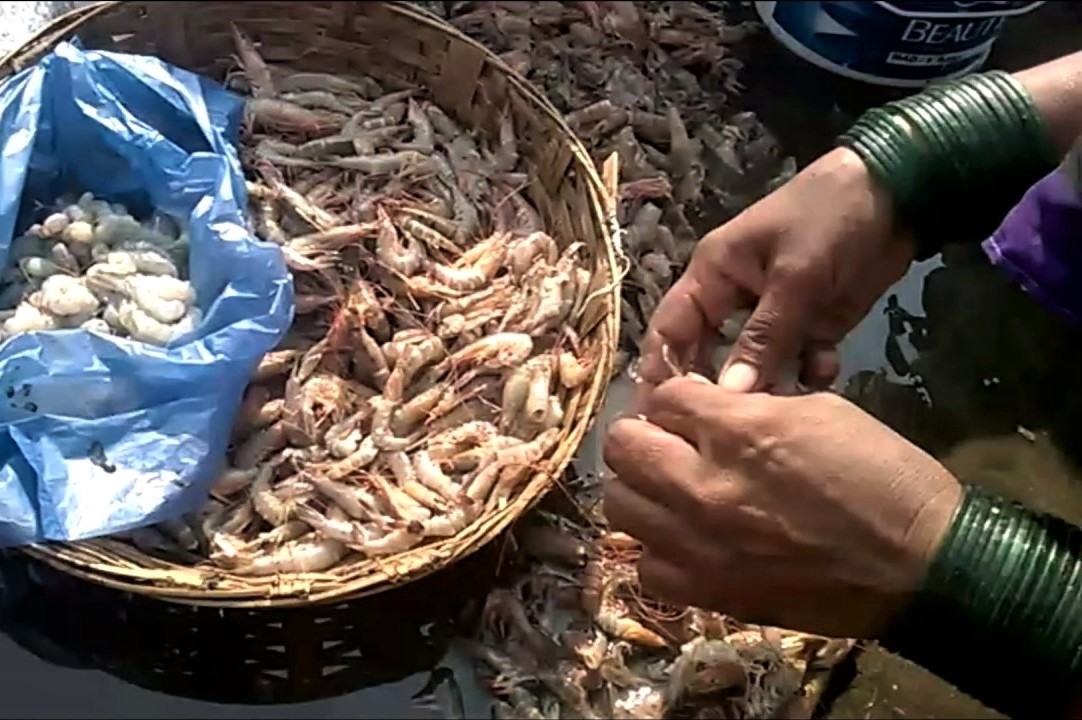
[[601, 376, 962, 639]]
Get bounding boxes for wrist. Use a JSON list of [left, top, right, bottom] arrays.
[[826, 147, 916, 259], [880, 486, 1082, 717]]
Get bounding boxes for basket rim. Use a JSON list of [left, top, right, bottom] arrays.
[[5, 0, 623, 608]]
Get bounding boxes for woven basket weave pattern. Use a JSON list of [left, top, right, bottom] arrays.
[[2, 0, 620, 608]]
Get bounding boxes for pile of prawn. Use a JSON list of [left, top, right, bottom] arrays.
[[0, 192, 198, 344], [467, 489, 853, 719], [415, 1, 797, 373], [109, 27, 598, 576]]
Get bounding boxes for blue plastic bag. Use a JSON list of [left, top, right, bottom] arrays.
[[0, 40, 294, 546]]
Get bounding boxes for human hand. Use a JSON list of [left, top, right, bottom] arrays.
[[602, 376, 962, 638], [636, 148, 913, 399]]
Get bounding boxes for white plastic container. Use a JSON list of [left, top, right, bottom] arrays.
[[754, 1, 1046, 88]]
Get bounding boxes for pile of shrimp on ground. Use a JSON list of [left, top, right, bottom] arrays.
[[110, 28, 599, 576], [415, 0, 797, 374], [467, 483, 855, 720]]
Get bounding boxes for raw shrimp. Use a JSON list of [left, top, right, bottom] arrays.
[[369, 472, 431, 522], [466, 428, 558, 504], [402, 99, 436, 153], [250, 462, 308, 526], [351, 519, 425, 556], [557, 350, 593, 389], [234, 394, 285, 441], [664, 637, 747, 708], [369, 395, 419, 451], [508, 232, 559, 277], [307, 472, 379, 520], [323, 408, 370, 458], [429, 233, 508, 291], [440, 333, 533, 373], [387, 451, 449, 512], [231, 25, 276, 98], [393, 380, 451, 435], [442, 436, 522, 474], [276, 72, 374, 97], [233, 421, 289, 470], [40, 212, 71, 237], [246, 97, 343, 137], [228, 535, 347, 575], [411, 449, 465, 501], [427, 421, 501, 459], [211, 466, 260, 498], [283, 90, 360, 116], [376, 206, 425, 276], [583, 560, 669, 649], [254, 348, 300, 382], [295, 504, 364, 545], [437, 307, 502, 340]]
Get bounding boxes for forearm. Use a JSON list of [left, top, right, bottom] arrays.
[[880, 486, 1082, 718], [1016, 50, 1082, 156]]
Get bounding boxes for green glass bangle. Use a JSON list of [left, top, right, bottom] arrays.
[[983, 70, 1059, 164], [837, 68, 1059, 260], [922, 83, 1008, 175], [892, 94, 969, 186], [950, 76, 1034, 176], [880, 486, 1082, 718], [839, 111, 920, 204]]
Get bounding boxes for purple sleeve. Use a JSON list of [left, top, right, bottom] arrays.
[[982, 140, 1082, 328]]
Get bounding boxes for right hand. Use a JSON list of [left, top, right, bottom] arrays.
[[636, 147, 914, 398], [604, 378, 962, 638]]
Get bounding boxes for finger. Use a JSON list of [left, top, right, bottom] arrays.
[[637, 549, 701, 608], [601, 478, 692, 558], [719, 279, 812, 393], [643, 374, 772, 452], [603, 417, 702, 510], [800, 342, 840, 390], [640, 375, 723, 447], [638, 261, 742, 388]]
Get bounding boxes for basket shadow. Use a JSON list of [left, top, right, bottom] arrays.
[[0, 542, 503, 705]]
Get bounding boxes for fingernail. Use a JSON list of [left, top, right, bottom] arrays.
[[720, 362, 758, 392]]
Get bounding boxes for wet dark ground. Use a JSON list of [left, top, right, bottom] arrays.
[[1, 2, 1082, 718]]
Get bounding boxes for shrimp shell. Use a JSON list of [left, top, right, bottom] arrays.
[[524, 356, 553, 423]]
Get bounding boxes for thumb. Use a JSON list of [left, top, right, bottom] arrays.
[[719, 282, 809, 392]]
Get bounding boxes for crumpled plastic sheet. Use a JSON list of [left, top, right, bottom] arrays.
[[0, 40, 294, 547]]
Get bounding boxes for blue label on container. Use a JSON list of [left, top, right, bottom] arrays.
[[755, 1, 1044, 87]]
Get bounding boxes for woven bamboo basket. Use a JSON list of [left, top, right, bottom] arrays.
[[2, 546, 499, 704], [4, 1, 620, 608]]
